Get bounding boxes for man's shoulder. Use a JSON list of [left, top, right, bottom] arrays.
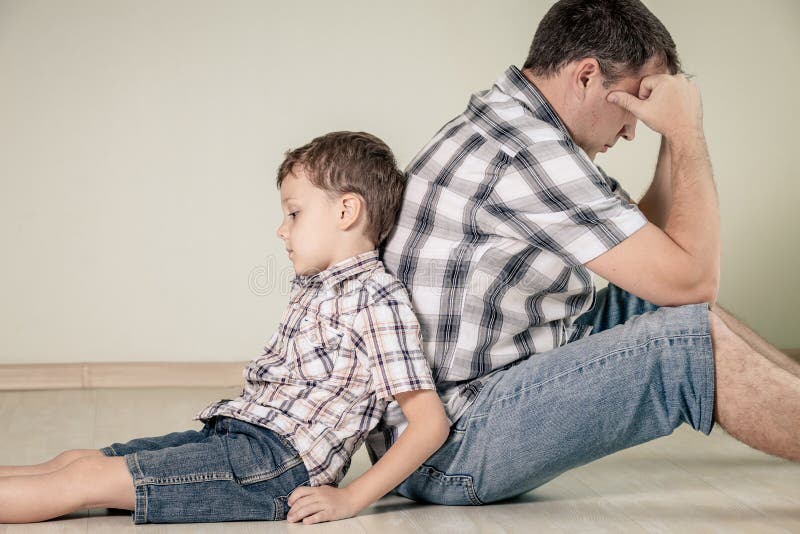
[[458, 69, 576, 162]]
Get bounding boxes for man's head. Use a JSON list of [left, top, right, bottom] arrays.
[[522, 0, 681, 160], [275, 131, 405, 276]]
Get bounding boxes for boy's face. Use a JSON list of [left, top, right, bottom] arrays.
[[277, 167, 341, 276]]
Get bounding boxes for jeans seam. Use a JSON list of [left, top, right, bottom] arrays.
[[237, 456, 304, 485], [127, 453, 148, 523], [490, 332, 710, 406]]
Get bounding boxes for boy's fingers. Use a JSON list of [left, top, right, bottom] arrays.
[[288, 486, 314, 505], [303, 511, 328, 525], [288, 501, 324, 522]]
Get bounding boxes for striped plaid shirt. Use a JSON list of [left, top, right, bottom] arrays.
[[197, 250, 435, 486], [366, 66, 647, 459]]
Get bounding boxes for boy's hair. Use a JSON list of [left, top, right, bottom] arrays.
[[276, 131, 405, 246], [523, 0, 681, 85]]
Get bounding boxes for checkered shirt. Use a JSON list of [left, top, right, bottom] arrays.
[[366, 65, 647, 460], [197, 250, 435, 486]]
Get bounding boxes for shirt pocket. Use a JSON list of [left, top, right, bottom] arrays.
[[289, 316, 344, 381]]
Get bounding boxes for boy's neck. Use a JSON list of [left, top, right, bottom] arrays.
[[324, 239, 377, 270]]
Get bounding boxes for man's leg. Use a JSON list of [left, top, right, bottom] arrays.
[[0, 455, 135, 523], [709, 310, 800, 460], [398, 303, 718, 504], [396, 301, 799, 505], [0, 449, 104, 477], [714, 305, 800, 378]]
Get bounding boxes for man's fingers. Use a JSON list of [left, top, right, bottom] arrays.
[[607, 91, 641, 114]]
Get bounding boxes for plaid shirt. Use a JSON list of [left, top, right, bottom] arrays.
[[197, 250, 435, 486], [366, 66, 647, 460]]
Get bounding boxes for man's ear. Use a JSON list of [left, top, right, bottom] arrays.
[[336, 193, 364, 232], [572, 58, 602, 100]]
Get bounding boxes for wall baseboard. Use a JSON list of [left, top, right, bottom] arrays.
[[0, 362, 247, 391], [1, 350, 799, 391]]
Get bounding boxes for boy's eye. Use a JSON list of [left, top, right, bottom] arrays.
[[288, 211, 298, 218]]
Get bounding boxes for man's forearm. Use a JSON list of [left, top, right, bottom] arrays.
[[638, 136, 672, 229], [663, 131, 720, 297]]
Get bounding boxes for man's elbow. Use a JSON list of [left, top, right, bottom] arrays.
[[680, 269, 719, 307]]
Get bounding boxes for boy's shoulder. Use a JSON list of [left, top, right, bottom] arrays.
[[346, 260, 413, 311]]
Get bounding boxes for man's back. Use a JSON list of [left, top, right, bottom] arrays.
[[379, 65, 646, 424]]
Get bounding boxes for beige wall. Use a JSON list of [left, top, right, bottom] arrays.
[[1, 0, 797, 365]]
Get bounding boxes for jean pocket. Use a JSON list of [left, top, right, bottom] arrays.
[[224, 422, 303, 486], [400, 464, 482, 506]]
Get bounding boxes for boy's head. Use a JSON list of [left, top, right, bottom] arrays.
[[275, 131, 405, 276]]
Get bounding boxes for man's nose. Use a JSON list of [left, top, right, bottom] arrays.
[[621, 117, 637, 141]]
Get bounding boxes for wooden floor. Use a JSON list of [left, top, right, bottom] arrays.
[[1, 387, 798, 533]]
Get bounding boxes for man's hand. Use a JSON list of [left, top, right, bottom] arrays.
[[608, 74, 703, 141], [286, 485, 360, 525]]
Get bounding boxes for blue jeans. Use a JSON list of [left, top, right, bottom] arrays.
[[100, 416, 309, 523], [394, 285, 715, 504]]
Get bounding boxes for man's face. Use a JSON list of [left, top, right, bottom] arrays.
[[276, 168, 340, 276], [572, 57, 669, 160]]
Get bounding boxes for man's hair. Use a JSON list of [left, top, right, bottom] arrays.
[[523, 0, 681, 84], [276, 131, 405, 246]]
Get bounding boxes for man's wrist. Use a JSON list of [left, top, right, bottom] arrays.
[[666, 129, 708, 160]]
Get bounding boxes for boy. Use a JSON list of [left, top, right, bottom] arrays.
[[0, 131, 450, 525]]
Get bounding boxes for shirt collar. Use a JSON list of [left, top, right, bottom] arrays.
[[293, 249, 381, 292], [496, 65, 574, 142]]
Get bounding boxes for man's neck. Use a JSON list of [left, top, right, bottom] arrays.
[[521, 67, 577, 140]]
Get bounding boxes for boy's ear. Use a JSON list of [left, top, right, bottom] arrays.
[[336, 193, 364, 232]]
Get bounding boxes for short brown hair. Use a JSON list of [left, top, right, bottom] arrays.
[[523, 0, 681, 84], [276, 131, 405, 246]]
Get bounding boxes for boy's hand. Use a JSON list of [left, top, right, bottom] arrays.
[[286, 485, 361, 524]]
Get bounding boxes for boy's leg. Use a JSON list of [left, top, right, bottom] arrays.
[[0, 455, 134, 523], [0, 424, 212, 477], [0, 449, 103, 477]]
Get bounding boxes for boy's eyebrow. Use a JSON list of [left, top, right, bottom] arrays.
[[280, 196, 296, 205]]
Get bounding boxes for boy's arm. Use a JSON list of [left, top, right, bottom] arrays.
[[287, 389, 449, 524]]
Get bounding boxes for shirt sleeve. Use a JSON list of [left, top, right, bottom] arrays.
[[484, 141, 648, 266], [598, 166, 638, 206], [352, 300, 436, 402]]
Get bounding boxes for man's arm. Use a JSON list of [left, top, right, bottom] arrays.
[[587, 74, 720, 306], [287, 390, 449, 524], [637, 135, 671, 229]]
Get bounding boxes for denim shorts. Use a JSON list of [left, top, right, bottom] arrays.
[[100, 416, 309, 524], [394, 284, 715, 505]]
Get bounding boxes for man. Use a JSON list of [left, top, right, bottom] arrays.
[[367, 0, 800, 505]]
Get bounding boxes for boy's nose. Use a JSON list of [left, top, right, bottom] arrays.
[[277, 222, 288, 241]]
